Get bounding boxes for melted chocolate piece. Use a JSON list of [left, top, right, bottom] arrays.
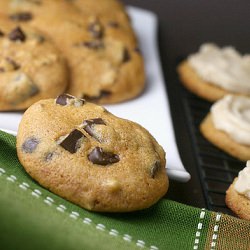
[[56, 94, 85, 106], [0, 30, 4, 37], [8, 27, 26, 42], [33, 34, 45, 43], [26, 0, 41, 4], [88, 147, 119, 166], [59, 129, 85, 154], [150, 161, 161, 178], [10, 12, 33, 22], [88, 19, 103, 39], [45, 152, 56, 161], [123, 48, 131, 63], [83, 90, 111, 102], [6, 57, 20, 70], [107, 21, 120, 28], [82, 40, 104, 50], [0, 67, 4, 73], [84, 118, 106, 126], [83, 118, 106, 141], [56, 94, 74, 106], [22, 137, 39, 153], [134, 47, 141, 54]]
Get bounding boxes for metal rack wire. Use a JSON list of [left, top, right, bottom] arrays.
[[182, 90, 245, 215]]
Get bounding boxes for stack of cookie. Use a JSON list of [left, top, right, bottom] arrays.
[[178, 43, 250, 219], [0, 0, 145, 110], [1, 1, 168, 212], [178, 43, 250, 161]]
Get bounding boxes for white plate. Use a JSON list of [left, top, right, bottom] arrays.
[[0, 7, 191, 182]]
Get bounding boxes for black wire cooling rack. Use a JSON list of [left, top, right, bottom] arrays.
[[182, 90, 245, 215]]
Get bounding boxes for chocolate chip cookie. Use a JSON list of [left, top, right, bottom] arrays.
[[0, 0, 145, 104], [72, 0, 137, 45], [17, 94, 168, 212], [0, 17, 68, 110]]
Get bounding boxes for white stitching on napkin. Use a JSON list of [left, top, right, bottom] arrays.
[[1, 168, 159, 249], [96, 224, 106, 231], [136, 240, 146, 248], [123, 234, 132, 242], [109, 229, 119, 236], [193, 208, 206, 250], [69, 211, 80, 220], [150, 246, 159, 250], [210, 213, 221, 250], [6, 175, 17, 182], [44, 196, 55, 206]]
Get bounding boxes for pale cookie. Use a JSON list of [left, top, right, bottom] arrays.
[[178, 61, 228, 102], [226, 178, 250, 220], [178, 43, 250, 102], [200, 114, 250, 161], [0, 18, 68, 110], [0, 0, 145, 104], [16, 94, 168, 212]]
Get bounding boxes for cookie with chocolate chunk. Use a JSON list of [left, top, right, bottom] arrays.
[[72, 0, 137, 45], [17, 95, 168, 212], [0, 0, 145, 104], [0, 18, 68, 110]]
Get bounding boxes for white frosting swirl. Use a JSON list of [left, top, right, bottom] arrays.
[[188, 43, 250, 94], [211, 95, 250, 145], [234, 161, 250, 199]]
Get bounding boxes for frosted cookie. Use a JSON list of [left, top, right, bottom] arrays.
[[178, 43, 250, 102], [0, 0, 145, 104], [226, 161, 250, 220], [16, 94, 168, 212], [200, 95, 250, 161], [0, 18, 68, 111]]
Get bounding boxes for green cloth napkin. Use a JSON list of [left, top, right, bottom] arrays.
[[0, 131, 249, 250]]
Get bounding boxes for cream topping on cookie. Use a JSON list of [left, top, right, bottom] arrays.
[[234, 161, 250, 199], [211, 95, 250, 145], [188, 43, 250, 93]]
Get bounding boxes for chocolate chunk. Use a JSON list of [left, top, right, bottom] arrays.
[[134, 47, 141, 54], [82, 40, 104, 50], [0, 30, 4, 37], [59, 129, 85, 154], [10, 12, 33, 22], [45, 152, 56, 162], [56, 94, 74, 106], [56, 94, 85, 107], [0, 67, 4, 73], [15, 74, 39, 99], [6, 57, 20, 70], [22, 137, 39, 153], [88, 147, 119, 166], [88, 19, 103, 39], [83, 118, 106, 141], [107, 21, 120, 28], [6, 73, 39, 105], [150, 161, 161, 178], [83, 90, 111, 102], [123, 48, 131, 63], [34, 34, 45, 43], [83, 118, 106, 126], [8, 27, 26, 42], [24, 0, 41, 5]]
